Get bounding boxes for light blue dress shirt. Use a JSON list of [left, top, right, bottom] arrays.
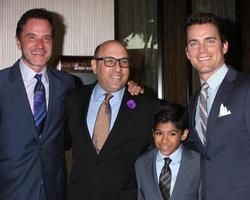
[[195, 64, 228, 143], [19, 59, 49, 114], [156, 144, 183, 196], [87, 83, 125, 137]]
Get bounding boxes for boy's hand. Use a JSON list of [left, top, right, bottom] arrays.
[[127, 80, 144, 96]]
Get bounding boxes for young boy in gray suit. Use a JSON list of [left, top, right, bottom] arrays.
[[135, 102, 201, 200]]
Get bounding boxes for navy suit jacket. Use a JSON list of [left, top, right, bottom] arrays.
[[65, 84, 159, 200], [0, 61, 74, 200], [135, 146, 201, 200], [188, 66, 250, 200]]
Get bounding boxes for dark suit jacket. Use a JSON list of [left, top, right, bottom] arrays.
[[135, 145, 201, 200], [65, 84, 159, 200], [188, 66, 250, 200], [0, 61, 74, 200]]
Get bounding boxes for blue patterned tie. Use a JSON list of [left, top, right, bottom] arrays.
[[34, 74, 47, 135]]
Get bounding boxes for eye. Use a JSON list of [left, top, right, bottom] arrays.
[[154, 130, 163, 136], [188, 41, 198, 48], [43, 36, 52, 42], [27, 35, 35, 40], [105, 57, 116, 66], [168, 132, 177, 136], [206, 38, 216, 45], [120, 58, 129, 66]]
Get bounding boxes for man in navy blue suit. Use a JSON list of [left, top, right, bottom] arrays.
[[186, 12, 250, 200], [0, 8, 74, 200]]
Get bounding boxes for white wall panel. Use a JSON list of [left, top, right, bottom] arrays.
[[0, 0, 114, 69]]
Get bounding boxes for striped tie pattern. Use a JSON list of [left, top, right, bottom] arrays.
[[33, 74, 47, 135], [199, 82, 209, 141], [159, 157, 172, 200], [92, 93, 113, 154]]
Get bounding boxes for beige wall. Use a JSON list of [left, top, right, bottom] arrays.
[[0, 0, 114, 69]]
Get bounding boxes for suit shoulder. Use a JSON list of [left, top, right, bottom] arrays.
[[66, 84, 94, 99], [136, 147, 156, 166], [49, 67, 73, 81], [0, 67, 12, 81], [183, 146, 200, 160], [133, 91, 160, 107]]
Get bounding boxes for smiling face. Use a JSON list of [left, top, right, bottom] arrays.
[[16, 18, 53, 72], [153, 122, 188, 156], [186, 23, 228, 81], [91, 41, 130, 93]]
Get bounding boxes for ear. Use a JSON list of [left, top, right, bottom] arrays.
[[185, 47, 190, 60], [16, 37, 21, 50], [91, 59, 97, 74], [222, 41, 229, 54], [181, 129, 189, 141]]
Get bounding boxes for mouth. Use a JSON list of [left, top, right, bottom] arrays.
[[159, 145, 169, 150], [111, 74, 122, 80], [198, 56, 210, 62], [31, 50, 46, 55]]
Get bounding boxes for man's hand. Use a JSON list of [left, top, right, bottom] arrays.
[[127, 80, 144, 96]]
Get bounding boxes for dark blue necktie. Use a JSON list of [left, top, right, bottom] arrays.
[[34, 74, 47, 135]]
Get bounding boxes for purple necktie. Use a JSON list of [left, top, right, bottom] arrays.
[[33, 74, 47, 135]]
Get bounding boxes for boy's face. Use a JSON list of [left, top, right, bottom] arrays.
[[153, 122, 188, 156]]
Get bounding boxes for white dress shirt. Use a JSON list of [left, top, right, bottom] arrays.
[[19, 59, 49, 114]]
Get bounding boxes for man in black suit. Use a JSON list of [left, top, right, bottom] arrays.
[[65, 40, 159, 200], [186, 12, 250, 200]]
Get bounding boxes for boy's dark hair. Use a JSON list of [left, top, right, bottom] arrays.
[[16, 8, 55, 39], [153, 102, 188, 132], [186, 12, 227, 44]]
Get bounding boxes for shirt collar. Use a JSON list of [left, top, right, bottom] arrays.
[[92, 83, 125, 102], [200, 64, 228, 90], [157, 144, 183, 164], [19, 59, 48, 82]]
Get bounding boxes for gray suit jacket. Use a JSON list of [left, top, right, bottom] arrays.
[[135, 145, 201, 200]]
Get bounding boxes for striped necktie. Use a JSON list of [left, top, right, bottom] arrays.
[[159, 157, 172, 200], [92, 93, 113, 153], [199, 82, 209, 142], [33, 74, 47, 135]]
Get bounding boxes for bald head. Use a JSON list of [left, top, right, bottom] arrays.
[[91, 40, 130, 93]]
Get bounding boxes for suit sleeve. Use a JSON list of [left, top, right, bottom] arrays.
[[135, 159, 145, 200], [244, 82, 250, 135]]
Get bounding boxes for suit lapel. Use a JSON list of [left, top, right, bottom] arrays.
[[100, 89, 134, 154], [145, 149, 164, 200], [206, 67, 236, 144], [171, 147, 192, 199], [9, 62, 38, 138], [190, 90, 207, 154], [42, 69, 61, 137], [78, 85, 97, 154]]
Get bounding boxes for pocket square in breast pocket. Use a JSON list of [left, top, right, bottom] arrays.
[[218, 103, 231, 117]]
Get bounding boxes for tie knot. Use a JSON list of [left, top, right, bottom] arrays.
[[104, 93, 113, 103], [201, 82, 209, 90], [164, 157, 172, 166], [35, 73, 42, 81]]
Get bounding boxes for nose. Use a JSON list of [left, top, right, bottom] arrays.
[[36, 38, 45, 48], [161, 134, 169, 143], [199, 42, 206, 52], [113, 60, 122, 71]]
